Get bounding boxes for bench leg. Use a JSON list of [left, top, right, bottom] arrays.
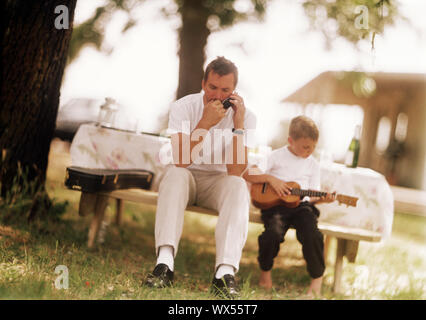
[[115, 199, 124, 226], [345, 240, 359, 263], [323, 235, 331, 263], [333, 238, 346, 293], [331, 239, 360, 294], [87, 195, 109, 248], [79, 192, 97, 217]]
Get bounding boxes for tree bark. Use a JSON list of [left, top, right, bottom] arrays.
[[176, 0, 210, 99], [0, 1, 77, 201]]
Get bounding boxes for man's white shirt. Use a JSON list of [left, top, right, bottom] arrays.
[[167, 92, 257, 172]]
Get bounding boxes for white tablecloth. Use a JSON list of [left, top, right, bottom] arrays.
[[316, 162, 394, 239], [70, 124, 394, 238]]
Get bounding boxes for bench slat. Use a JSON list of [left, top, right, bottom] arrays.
[[100, 188, 382, 243]]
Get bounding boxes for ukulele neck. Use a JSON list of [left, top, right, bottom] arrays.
[[291, 188, 327, 198]]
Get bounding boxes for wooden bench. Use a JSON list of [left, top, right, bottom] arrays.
[[77, 188, 382, 294]]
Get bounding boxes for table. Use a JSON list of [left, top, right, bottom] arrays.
[[70, 123, 394, 239], [317, 162, 394, 239]]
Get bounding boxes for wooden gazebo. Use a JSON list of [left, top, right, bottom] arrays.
[[282, 71, 426, 190]]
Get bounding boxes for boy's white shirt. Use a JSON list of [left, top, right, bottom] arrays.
[[167, 92, 257, 173], [266, 145, 321, 202]]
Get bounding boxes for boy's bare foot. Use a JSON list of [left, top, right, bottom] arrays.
[[258, 270, 273, 290], [306, 276, 323, 298]]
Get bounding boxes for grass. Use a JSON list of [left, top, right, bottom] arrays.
[[0, 139, 425, 300]]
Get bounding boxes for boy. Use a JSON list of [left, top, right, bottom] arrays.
[[243, 115, 334, 297]]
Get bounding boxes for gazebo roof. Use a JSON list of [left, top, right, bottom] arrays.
[[281, 71, 426, 106]]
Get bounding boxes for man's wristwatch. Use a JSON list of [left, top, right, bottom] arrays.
[[232, 128, 244, 135]]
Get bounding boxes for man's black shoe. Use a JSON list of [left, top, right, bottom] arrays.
[[144, 263, 174, 288], [211, 274, 240, 299]]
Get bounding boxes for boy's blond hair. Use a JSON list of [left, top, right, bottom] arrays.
[[289, 116, 319, 141]]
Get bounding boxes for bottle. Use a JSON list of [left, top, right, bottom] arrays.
[[345, 125, 361, 168], [98, 97, 118, 128]]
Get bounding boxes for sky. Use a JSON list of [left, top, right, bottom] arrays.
[[60, 0, 426, 160]]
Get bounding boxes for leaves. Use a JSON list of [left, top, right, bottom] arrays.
[[69, 0, 269, 63], [67, 0, 144, 64], [301, 0, 401, 50]]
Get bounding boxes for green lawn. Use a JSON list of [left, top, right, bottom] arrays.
[[0, 140, 425, 300]]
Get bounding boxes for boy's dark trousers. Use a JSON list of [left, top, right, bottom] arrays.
[[258, 202, 325, 279]]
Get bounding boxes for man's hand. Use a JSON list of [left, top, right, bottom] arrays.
[[201, 99, 227, 128], [229, 92, 245, 129], [267, 176, 292, 198]]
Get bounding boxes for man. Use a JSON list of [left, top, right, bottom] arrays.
[[144, 56, 257, 298]]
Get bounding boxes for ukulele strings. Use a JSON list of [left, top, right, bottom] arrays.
[[291, 188, 327, 197]]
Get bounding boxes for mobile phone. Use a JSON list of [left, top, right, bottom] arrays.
[[222, 97, 234, 109]]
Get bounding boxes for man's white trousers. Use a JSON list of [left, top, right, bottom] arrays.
[[154, 166, 250, 272]]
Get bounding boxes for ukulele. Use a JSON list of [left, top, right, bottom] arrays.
[[250, 181, 358, 210]]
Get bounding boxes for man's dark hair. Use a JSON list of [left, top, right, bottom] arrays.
[[203, 56, 238, 86]]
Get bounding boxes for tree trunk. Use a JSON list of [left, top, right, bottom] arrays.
[[176, 0, 210, 99], [0, 1, 77, 207]]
